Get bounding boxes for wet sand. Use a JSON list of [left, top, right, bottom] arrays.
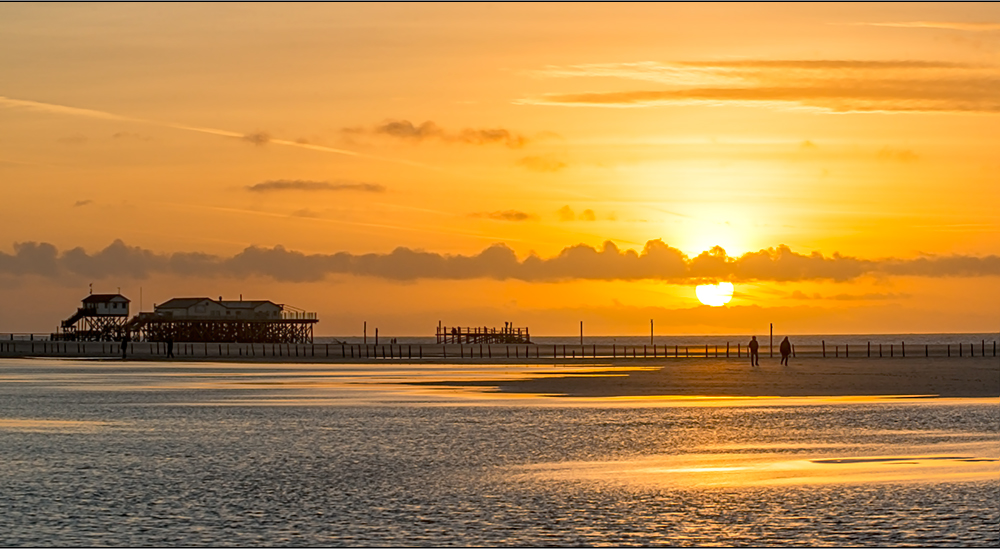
[[414, 357, 1000, 398]]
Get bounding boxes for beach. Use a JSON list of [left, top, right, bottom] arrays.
[[426, 357, 1000, 399]]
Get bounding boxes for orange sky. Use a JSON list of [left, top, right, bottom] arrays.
[[1, 3, 998, 335]]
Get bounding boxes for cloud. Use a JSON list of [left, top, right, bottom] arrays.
[[580, 209, 597, 222], [518, 155, 567, 172], [369, 119, 529, 148], [469, 210, 539, 222], [523, 60, 1000, 113], [3, 240, 998, 284], [242, 131, 271, 146], [73, 200, 93, 207], [246, 179, 386, 193], [856, 21, 1000, 32], [557, 205, 576, 222], [789, 290, 908, 301]]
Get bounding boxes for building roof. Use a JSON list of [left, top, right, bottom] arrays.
[[156, 297, 281, 310], [156, 297, 214, 309], [221, 300, 279, 309], [83, 294, 130, 304]]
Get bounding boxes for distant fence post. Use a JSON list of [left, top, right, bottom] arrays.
[[822, 340, 825, 358]]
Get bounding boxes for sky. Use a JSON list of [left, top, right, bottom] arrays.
[[1, 3, 998, 336]]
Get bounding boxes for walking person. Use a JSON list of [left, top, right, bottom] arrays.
[[749, 336, 760, 367], [780, 336, 791, 366]]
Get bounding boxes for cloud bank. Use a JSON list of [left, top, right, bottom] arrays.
[[2, 240, 998, 284], [524, 59, 1000, 113]]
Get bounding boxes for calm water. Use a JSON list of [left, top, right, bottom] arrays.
[[0, 358, 997, 546]]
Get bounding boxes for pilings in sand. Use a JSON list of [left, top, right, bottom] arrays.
[[0, 337, 997, 361]]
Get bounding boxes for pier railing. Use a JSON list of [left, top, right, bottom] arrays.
[[1, 338, 996, 361]]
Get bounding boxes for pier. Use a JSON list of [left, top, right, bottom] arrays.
[[436, 324, 531, 344]]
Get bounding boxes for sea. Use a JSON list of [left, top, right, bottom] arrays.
[[0, 338, 997, 546]]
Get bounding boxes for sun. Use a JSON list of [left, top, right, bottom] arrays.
[[695, 282, 735, 307]]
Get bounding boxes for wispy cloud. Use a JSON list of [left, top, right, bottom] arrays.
[[469, 210, 539, 222], [517, 155, 567, 172], [522, 60, 1000, 113], [73, 200, 93, 207], [363, 119, 529, 148], [856, 21, 1000, 32], [0, 96, 437, 171], [246, 179, 386, 193], [4, 240, 997, 283]]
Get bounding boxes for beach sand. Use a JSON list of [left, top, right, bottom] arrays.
[[415, 357, 1000, 398]]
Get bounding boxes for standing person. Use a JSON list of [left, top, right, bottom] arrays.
[[780, 336, 792, 366], [120, 333, 130, 360], [166, 335, 174, 359], [749, 335, 759, 367]]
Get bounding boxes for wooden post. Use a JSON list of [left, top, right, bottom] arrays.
[[650, 319, 653, 345], [902, 342, 905, 357], [792, 344, 795, 358], [947, 344, 950, 357], [868, 341, 871, 357], [705, 344, 708, 358], [726, 342, 729, 357], [769, 323, 773, 358], [846, 344, 849, 358], [580, 321, 583, 345], [879, 344, 882, 357], [675, 345, 678, 358], [644, 345, 647, 358], [364, 321, 367, 345], [891, 344, 893, 358], [959, 343, 962, 357], [822, 340, 825, 358]]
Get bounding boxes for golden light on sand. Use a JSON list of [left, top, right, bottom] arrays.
[[695, 282, 734, 307]]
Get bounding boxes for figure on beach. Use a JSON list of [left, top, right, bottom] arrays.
[[749, 336, 759, 366], [120, 333, 130, 360], [780, 336, 791, 366], [166, 335, 174, 358]]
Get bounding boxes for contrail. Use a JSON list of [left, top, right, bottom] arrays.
[[0, 96, 437, 170]]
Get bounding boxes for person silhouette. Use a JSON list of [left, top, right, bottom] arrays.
[[166, 335, 174, 359], [748, 336, 759, 367], [780, 336, 792, 366], [120, 333, 131, 360]]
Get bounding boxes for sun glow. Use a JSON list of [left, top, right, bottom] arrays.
[[695, 282, 735, 307]]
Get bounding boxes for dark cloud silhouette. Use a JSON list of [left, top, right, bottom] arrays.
[[2, 240, 998, 284], [370, 119, 528, 148], [246, 180, 386, 193], [469, 210, 539, 222], [579, 209, 597, 222], [242, 131, 271, 146]]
